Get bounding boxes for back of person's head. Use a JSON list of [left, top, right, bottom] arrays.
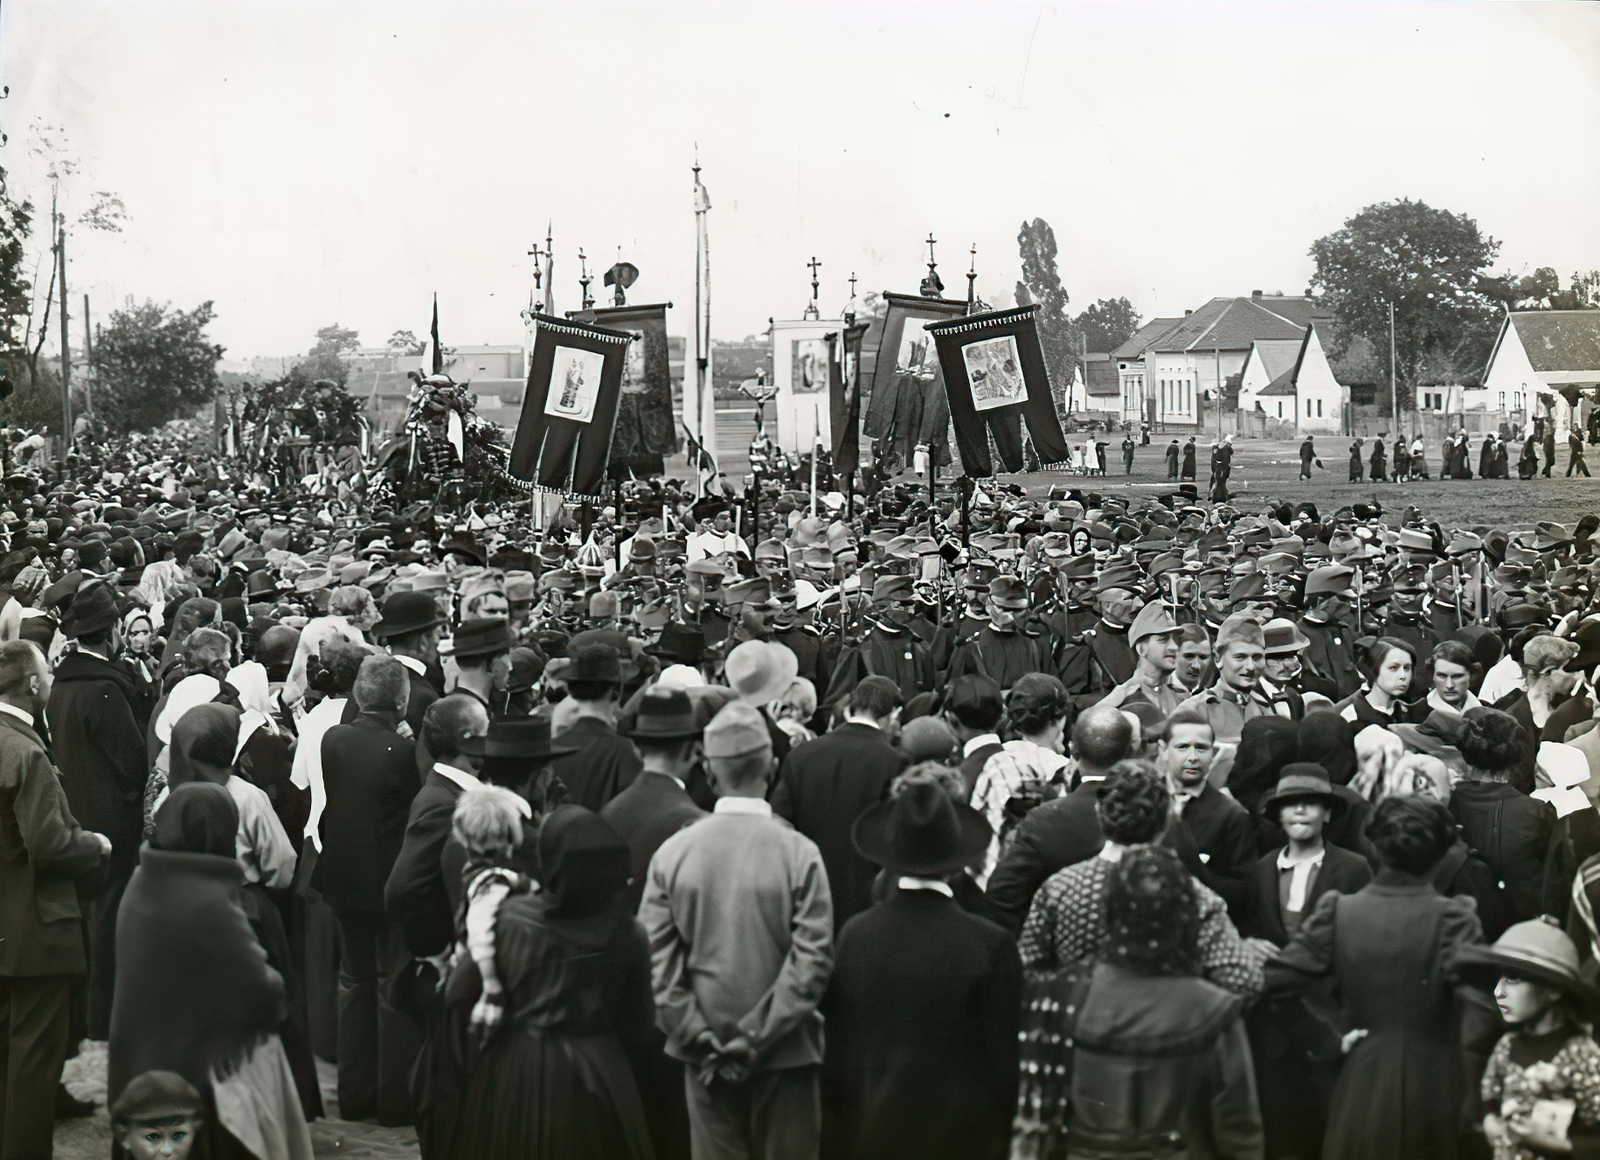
[[255, 624, 301, 680], [848, 675, 903, 722], [309, 637, 367, 697], [945, 674, 1003, 732], [1008, 672, 1071, 737], [1523, 633, 1579, 680], [1073, 702, 1135, 770], [565, 641, 623, 703], [1458, 707, 1530, 778], [423, 693, 488, 761], [451, 786, 525, 860], [1096, 759, 1171, 845], [1367, 793, 1456, 876], [889, 761, 966, 803], [329, 585, 374, 622], [899, 715, 957, 764], [1101, 845, 1199, 977], [353, 654, 408, 714], [182, 628, 232, 676], [171, 598, 220, 645], [0, 639, 43, 697]]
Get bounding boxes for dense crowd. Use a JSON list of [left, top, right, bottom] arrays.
[[7, 423, 1600, 1160]]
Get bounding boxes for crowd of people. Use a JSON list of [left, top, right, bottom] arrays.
[[8, 420, 1600, 1160], [1340, 420, 1593, 484]]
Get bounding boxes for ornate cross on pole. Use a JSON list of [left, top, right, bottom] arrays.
[[920, 233, 945, 297], [966, 243, 978, 307], [578, 248, 594, 310], [529, 241, 545, 291], [804, 256, 822, 319]]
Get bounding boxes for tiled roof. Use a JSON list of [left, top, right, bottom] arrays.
[[1247, 295, 1333, 330], [1259, 367, 1298, 396], [1152, 297, 1307, 353], [1111, 317, 1183, 360], [1508, 311, 1600, 374]]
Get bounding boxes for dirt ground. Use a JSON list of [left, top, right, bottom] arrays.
[[56, 1044, 420, 1160]]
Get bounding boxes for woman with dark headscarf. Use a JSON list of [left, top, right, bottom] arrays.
[[434, 806, 656, 1160], [109, 783, 312, 1160]]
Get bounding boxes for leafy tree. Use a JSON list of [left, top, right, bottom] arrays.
[[1075, 297, 1141, 353], [0, 351, 63, 433], [1480, 267, 1600, 312], [301, 323, 360, 385], [1015, 217, 1079, 393], [0, 169, 34, 353], [91, 300, 224, 431], [387, 329, 424, 355], [1556, 271, 1600, 310], [1309, 199, 1500, 412]]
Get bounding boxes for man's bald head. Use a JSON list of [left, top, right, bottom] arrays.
[[1071, 703, 1135, 775]]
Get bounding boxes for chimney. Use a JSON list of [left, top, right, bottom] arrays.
[[1252, 289, 1263, 299], [1184, 309, 1192, 317]]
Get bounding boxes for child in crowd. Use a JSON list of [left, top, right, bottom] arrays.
[[449, 785, 534, 1044]]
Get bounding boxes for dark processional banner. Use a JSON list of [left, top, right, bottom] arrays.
[[862, 292, 970, 469], [826, 321, 870, 473], [568, 302, 678, 478], [509, 315, 630, 500], [926, 304, 1072, 477]]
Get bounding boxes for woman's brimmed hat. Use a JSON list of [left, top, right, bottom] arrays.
[[1259, 763, 1342, 817], [852, 779, 990, 876], [1453, 916, 1600, 1008]]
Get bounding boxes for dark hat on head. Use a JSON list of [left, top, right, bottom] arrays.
[[628, 687, 704, 741], [851, 778, 991, 876], [987, 575, 1029, 609], [62, 579, 119, 639], [374, 591, 445, 640], [1567, 618, 1600, 673], [566, 641, 624, 684], [647, 621, 706, 664], [109, 1070, 204, 1124], [451, 618, 515, 660], [1259, 763, 1340, 816], [77, 539, 109, 569], [461, 715, 575, 760], [1298, 711, 1357, 785], [1392, 709, 1468, 764]]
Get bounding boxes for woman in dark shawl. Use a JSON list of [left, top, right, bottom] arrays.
[[433, 806, 657, 1160], [109, 783, 311, 1160]]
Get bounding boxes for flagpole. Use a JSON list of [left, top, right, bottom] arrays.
[[692, 155, 715, 499]]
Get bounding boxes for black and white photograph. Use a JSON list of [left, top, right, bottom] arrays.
[[3, 4, 1600, 1160]]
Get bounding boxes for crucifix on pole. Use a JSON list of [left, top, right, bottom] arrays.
[[803, 256, 822, 320], [578, 248, 594, 310]]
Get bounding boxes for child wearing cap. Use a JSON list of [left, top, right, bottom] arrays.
[[1459, 918, 1600, 1160]]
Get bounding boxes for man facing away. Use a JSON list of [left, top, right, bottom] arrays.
[[640, 701, 834, 1160]]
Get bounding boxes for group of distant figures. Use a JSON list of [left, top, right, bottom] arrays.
[[1341, 424, 1593, 483]]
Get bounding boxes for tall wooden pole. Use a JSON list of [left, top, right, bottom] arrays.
[[82, 293, 92, 420], [57, 222, 71, 448]]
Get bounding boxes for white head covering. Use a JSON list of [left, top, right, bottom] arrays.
[[155, 674, 222, 746]]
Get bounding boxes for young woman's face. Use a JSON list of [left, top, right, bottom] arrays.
[[126, 623, 152, 654], [1494, 975, 1558, 1025], [1374, 648, 1413, 698]]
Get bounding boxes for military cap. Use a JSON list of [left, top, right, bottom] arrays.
[[1392, 566, 1429, 594], [1445, 533, 1483, 556], [1257, 552, 1300, 576], [1304, 565, 1356, 599], [724, 577, 771, 606], [1228, 573, 1267, 605], [1215, 612, 1266, 650], [1500, 603, 1548, 630], [987, 575, 1029, 609], [872, 574, 915, 603], [1397, 527, 1435, 554], [1055, 554, 1096, 580], [1129, 600, 1179, 645], [1147, 552, 1186, 578], [1095, 564, 1142, 593], [686, 559, 726, 579], [964, 561, 999, 591]]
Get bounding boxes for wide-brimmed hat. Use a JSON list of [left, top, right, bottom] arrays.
[[852, 779, 991, 876], [1259, 763, 1341, 816], [725, 640, 799, 706], [374, 591, 445, 640], [460, 716, 577, 760], [452, 618, 515, 659], [61, 579, 119, 639], [1567, 618, 1600, 673], [1453, 916, 1600, 1007], [647, 621, 707, 664], [628, 687, 704, 741], [1393, 709, 1468, 763], [1262, 617, 1311, 656]]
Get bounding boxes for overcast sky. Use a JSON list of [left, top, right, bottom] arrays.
[[5, 1, 1598, 363]]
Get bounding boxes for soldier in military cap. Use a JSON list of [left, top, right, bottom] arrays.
[[944, 574, 1055, 692], [1383, 564, 1439, 660], [1297, 565, 1362, 701], [1099, 599, 1184, 717], [682, 558, 732, 647], [1176, 611, 1274, 756], [957, 560, 998, 638], [824, 574, 934, 704], [769, 570, 827, 691]]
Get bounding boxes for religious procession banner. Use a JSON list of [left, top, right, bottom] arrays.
[[827, 322, 870, 473], [863, 292, 969, 468], [568, 302, 677, 478], [926, 304, 1072, 476], [510, 315, 630, 499], [771, 318, 842, 455]]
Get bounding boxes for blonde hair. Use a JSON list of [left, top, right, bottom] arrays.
[[452, 786, 526, 859]]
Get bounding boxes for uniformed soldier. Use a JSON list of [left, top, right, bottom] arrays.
[[1382, 565, 1439, 661], [944, 575, 1055, 692], [1176, 611, 1275, 756], [681, 558, 732, 647], [1098, 599, 1183, 717], [769, 570, 826, 690], [824, 574, 934, 704], [1297, 565, 1362, 701]]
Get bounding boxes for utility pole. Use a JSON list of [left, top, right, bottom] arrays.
[[1214, 345, 1222, 438], [1389, 300, 1398, 437], [57, 219, 71, 448], [82, 293, 93, 419]]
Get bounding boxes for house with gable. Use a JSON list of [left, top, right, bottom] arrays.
[[1237, 338, 1303, 417], [1253, 323, 1344, 433], [1481, 310, 1600, 436]]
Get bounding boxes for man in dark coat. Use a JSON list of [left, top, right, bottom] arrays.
[[946, 675, 1004, 801], [1570, 427, 1591, 477], [549, 641, 643, 812], [1545, 421, 1558, 476], [1165, 439, 1180, 480], [984, 705, 1134, 931], [0, 639, 109, 1160], [1161, 707, 1257, 917], [943, 576, 1055, 693], [772, 675, 905, 932], [373, 591, 445, 736], [385, 694, 493, 961], [822, 779, 1020, 1160], [46, 579, 147, 1037], [318, 656, 423, 1125]]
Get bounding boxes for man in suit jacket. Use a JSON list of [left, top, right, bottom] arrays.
[[550, 641, 643, 812], [384, 694, 493, 962], [772, 675, 905, 932], [319, 656, 422, 1125], [945, 675, 1004, 801], [45, 581, 146, 1037], [1160, 706, 1257, 918], [375, 592, 445, 733], [822, 778, 1020, 1160], [985, 705, 1134, 932], [0, 640, 109, 1159]]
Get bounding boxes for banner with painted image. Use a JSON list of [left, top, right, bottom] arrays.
[[827, 321, 869, 473], [569, 302, 677, 477], [862, 291, 968, 468], [510, 316, 630, 498], [926, 304, 1071, 476]]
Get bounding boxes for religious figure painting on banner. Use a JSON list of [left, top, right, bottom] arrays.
[[962, 335, 1027, 412], [546, 346, 605, 423], [792, 337, 829, 393]]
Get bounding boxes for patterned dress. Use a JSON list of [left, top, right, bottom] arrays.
[[1481, 1024, 1600, 1160]]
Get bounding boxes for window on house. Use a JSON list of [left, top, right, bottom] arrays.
[[1498, 391, 1505, 409], [1307, 399, 1312, 417], [1317, 400, 1323, 417], [1277, 402, 1283, 418]]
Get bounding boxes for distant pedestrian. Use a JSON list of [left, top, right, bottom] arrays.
[[1165, 439, 1180, 480], [1122, 434, 1136, 474], [1299, 436, 1320, 480], [1369, 437, 1387, 482], [1393, 439, 1410, 481], [1493, 434, 1509, 479], [1140, 424, 1150, 446], [1181, 437, 1197, 481], [1570, 428, 1591, 477], [1545, 423, 1558, 477], [1479, 435, 1495, 480], [1349, 439, 1364, 483], [1519, 434, 1539, 479], [1411, 435, 1429, 479], [1095, 440, 1108, 476]]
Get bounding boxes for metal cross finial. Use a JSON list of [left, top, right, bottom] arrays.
[[848, 272, 858, 299], [966, 243, 978, 306], [529, 240, 545, 290], [804, 256, 822, 320], [578, 247, 594, 310], [920, 233, 945, 298], [926, 233, 938, 273]]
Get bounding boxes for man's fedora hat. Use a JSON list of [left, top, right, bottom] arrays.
[[374, 591, 445, 639], [452, 618, 515, 659], [460, 716, 577, 760], [852, 779, 991, 876], [725, 640, 799, 706], [628, 687, 704, 741]]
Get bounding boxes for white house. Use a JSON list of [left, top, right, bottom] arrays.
[[1482, 310, 1600, 436], [1253, 323, 1344, 433], [1237, 338, 1303, 416]]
